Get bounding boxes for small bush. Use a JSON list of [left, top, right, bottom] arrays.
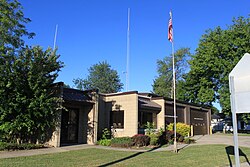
[[0, 142, 44, 151], [97, 128, 112, 146], [132, 134, 150, 147], [166, 130, 184, 143], [167, 123, 190, 137], [184, 138, 196, 144], [158, 131, 167, 145], [101, 128, 111, 139], [145, 122, 156, 135], [97, 139, 111, 146], [178, 135, 184, 142], [147, 131, 167, 146], [148, 133, 159, 146], [0, 142, 8, 150], [168, 140, 174, 145], [110, 137, 133, 148]]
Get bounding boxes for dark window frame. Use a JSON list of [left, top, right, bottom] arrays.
[[110, 110, 124, 129], [138, 111, 153, 128]]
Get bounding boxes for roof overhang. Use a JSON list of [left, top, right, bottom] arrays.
[[138, 98, 161, 112], [63, 88, 95, 104]]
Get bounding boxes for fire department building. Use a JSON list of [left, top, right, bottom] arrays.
[[49, 83, 211, 147]]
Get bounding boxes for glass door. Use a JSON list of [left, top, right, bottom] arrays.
[[61, 108, 79, 144]]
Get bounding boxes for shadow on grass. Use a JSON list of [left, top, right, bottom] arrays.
[[98, 146, 162, 167], [225, 146, 250, 167]]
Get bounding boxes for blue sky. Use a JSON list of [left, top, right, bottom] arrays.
[[20, 0, 249, 95]]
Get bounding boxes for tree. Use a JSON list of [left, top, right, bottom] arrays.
[[0, 46, 64, 143], [0, 0, 35, 142], [152, 48, 191, 98], [182, 16, 250, 114], [0, 0, 64, 143], [73, 61, 123, 93], [0, 0, 34, 52]]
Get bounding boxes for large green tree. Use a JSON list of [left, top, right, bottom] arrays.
[[152, 48, 191, 98], [0, 46, 64, 143], [182, 16, 250, 114], [0, 0, 34, 52], [73, 61, 123, 93], [0, 0, 64, 143]]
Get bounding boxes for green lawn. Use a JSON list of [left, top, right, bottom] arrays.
[[0, 145, 250, 167]]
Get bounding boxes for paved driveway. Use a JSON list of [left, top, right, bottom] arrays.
[[192, 134, 250, 148]]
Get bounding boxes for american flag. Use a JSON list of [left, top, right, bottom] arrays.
[[168, 11, 173, 42]]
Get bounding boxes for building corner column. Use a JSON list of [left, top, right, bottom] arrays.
[[93, 90, 99, 144]]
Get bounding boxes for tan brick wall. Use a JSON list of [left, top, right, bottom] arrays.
[[152, 99, 165, 130], [87, 101, 98, 144], [104, 93, 138, 137], [47, 110, 62, 147], [80, 105, 93, 144]]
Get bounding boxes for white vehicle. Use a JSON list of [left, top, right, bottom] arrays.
[[224, 123, 233, 133]]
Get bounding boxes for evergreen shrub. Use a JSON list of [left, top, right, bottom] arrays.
[[131, 134, 150, 147], [110, 137, 133, 148]]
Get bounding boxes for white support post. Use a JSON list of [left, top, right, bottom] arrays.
[[230, 76, 240, 167]]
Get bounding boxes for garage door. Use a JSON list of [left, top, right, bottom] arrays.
[[190, 108, 208, 135]]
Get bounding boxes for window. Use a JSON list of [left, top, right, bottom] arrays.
[[138, 111, 153, 128], [110, 110, 124, 129]]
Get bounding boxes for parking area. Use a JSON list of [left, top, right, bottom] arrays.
[[192, 134, 250, 148]]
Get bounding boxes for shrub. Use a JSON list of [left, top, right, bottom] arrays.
[[148, 133, 159, 146], [97, 128, 113, 146], [145, 122, 156, 135], [97, 139, 111, 146], [167, 123, 190, 137], [132, 134, 150, 147], [0, 142, 44, 151], [110, 137, 133, 148], [178, 135, 184, 142], [184, 138, 196, 144], [158, 126, 165, 135], [0, 142, 7, 150], [168, 139, 174, 145], [166, 130, 184, 143], [158, 131, 167, 145], [101, 128, 111, 139]]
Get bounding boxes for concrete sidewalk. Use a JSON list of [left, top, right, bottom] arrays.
[[0, 142, 190, 159], [0, 144, 98, 159]]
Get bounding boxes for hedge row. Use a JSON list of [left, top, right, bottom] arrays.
[[0, 142, 45, 151]]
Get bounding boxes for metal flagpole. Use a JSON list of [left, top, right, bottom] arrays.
[[53, 24, 58, 51], [126, 8, 130, 91], [172, 38, 177, 153], [172, 39, 177, 153], [169, 10, 177, 153]]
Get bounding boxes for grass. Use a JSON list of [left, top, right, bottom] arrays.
[[0, 145, 250, 167]]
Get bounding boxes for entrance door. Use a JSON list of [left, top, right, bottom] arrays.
[[61, 108, 79, 144]]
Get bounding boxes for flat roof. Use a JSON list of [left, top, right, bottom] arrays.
[[63, 88, 94, 103]]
